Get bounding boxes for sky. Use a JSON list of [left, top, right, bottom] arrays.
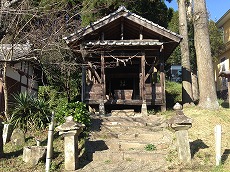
[[165, 0, 230, 21]]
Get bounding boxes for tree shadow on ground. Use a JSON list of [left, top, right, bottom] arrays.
[[3, 135, 35, 159], [190, 139, 209, 158], [220, 102, 229, 108], [221, 149, 230, 164], [78, 140, 109, 169], [90, 118, 103, 132], [3, 148, 23, 158]]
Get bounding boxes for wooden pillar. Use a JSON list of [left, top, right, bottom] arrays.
[[121, 19, 124, 40], [228, 77, 230, 108], [81, 66, 86, 102], [141, 51, 147, 115], [139, 26, 143, 40], [100, 52, 105, 115], [160, 53, 166, 112], [141, 51, 146, 101], [139, 58, 143, 99], [80, 44, 87, 102], [101, 32, 104, 41], [0, 118, 3, 158]]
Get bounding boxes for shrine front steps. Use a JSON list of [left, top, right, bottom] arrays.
[[89, 150, 167, 163], [85, 113, 174, 164]]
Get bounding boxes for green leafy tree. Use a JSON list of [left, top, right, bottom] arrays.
[[167, 10, 181, 66], [80, 0, 174, 28], [167, 9, 224, 70], [209, 20, 225, 62]]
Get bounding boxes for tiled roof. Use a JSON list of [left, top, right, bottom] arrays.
[[63, 6, 182, 44], [0, 43, 32, 61]]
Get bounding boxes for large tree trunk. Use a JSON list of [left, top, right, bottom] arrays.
[[192, 71, 199, 101], [178, 0, 193, 105], [193, 0, 219, 109], [3, 62, 10, 120]]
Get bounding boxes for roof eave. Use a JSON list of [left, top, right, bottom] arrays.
[[216, 9, 230, 28], [63, 6, 182, 45]]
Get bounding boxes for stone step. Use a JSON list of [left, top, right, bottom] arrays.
[[102, 121, 147, 127], [106, 140, 150, 151], [101, 115, 164, 123], [100, 124, 164, 134], [107, 140, 171, 151], [88, 150, 167, 163], [100, 116, 167, 128], [118, 132, 171, 142], [90, 130, 172, 143], [86, 112, 173, 169], [111, 109, 135, 116], [86, 139, 171, 153]]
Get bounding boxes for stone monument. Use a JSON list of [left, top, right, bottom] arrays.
[[168, 103, 192, 164], [56, 116, 85, 171]]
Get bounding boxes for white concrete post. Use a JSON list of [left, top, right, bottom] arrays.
[[45, 112, 55, 172], [215, 125, 222, 166]]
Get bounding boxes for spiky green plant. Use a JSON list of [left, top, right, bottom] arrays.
[[10, 92, 50, 131]]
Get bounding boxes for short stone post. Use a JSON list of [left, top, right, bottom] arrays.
[[0, 118, 3, 158], [141, 100, 148, 115], [56, 116, 85, 171], [168, 103, 192, 164], [99, 100, 105, 115]]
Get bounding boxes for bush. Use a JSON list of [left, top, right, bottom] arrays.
[[10, 92, 51, 131], [165, 80, 182, 108], [55, 101, 90, 129]]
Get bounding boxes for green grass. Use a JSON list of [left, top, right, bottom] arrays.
[[2, 104, 230, 171], [1, 130, 85, 172], [165, 81, 182, 109], [164, 105, 230, 171]]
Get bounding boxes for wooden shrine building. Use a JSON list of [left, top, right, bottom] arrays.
[[64, 6, 182, 114]]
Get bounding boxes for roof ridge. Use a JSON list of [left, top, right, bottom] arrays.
[[63, 7, 182, 42]]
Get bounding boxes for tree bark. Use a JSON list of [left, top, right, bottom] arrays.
[[178, 0, 194, 105], [193, 0, 219, 109], [192, 71, 199, 101], [3, 62, 10, 120]]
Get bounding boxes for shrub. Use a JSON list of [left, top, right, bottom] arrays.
[[55, 101, 90, 129], [165, 80, 182, 108], [10, 92, 51, 131]]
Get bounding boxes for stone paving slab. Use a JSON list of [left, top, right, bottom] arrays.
[[90, 150, 167, 162], [76, 160, 169, 172]]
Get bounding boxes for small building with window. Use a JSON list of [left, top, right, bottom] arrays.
[[0, 44, 40, 115], [214, 10, 230, 99]]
